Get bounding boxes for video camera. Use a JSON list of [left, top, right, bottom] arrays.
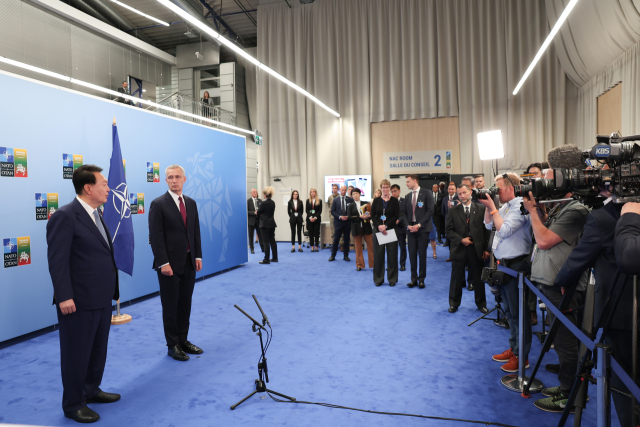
[[513, 132, 640, 204]]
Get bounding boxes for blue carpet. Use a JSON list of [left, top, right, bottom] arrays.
[[0, 242, 618, 426]]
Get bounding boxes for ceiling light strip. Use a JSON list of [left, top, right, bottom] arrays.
[[111, 0, 170, 26], [0, 55, 254, 135], [512, 0, 580, 95], [156, 0, 341, 118]]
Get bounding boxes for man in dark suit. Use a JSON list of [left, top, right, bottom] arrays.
[[247, 188, 262, 254], [435, 182, 446, 243], [391, 184, 407, 271], [116, 81, 134, 105], [329, 185, 353, 262], [445, 184, 490, 313], [46, 165, 121, 423], [149, 164, 203, 362], [555, 199, 630, 423], [404, 174, 434, 288], [442, 182, 459, 260]]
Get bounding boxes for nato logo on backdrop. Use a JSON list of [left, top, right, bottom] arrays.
[[63, 154, 83, 179], [35, 193, 59, 220], [4, 237, 30, 268], [147, 162, 160, 183], [129, 193, 145, 214], [1, 147, 28, 177]]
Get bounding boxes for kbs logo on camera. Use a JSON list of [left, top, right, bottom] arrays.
[[35, 193, 59, 220], [1, 147, 28, 177], [3, 237, 31, 268]]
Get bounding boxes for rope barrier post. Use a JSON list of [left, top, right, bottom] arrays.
[[596, 343, 612, 427], [501, 271, 543, 393]]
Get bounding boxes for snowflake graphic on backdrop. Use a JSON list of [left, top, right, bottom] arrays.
[[183, 152, 233, 262]]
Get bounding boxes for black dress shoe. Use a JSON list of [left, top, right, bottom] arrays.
[[389, 282, 396, 287], [259, 260, 270, 264], [467, 284, 475, 291], [418, 281, 425, 289], [448, 306, 458, 313], [328, 256, 336, 261], [251, 250, 255, 254], [343, 256, 351, 261], [270, 258, 278, 262], [298, 248, 303, 252], [291, 248, 295, 253], [375, 283, 382, 287], [545, 363, 560, 374], [437, 239, 444, 244], [87, 391, 121, 404], [478, 306, 489, 314], [406, 281, 417, 288], [168, 345, 189, 361], [65, 407, 100, 423], [180, 341, 203, 354], [400, 265, 406, 271], [356, 267, 362, 271]]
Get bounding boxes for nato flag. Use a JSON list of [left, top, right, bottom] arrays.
[[102, 123, 135, 275]]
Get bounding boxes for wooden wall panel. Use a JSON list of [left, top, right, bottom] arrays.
[[597, 83, 622, 136], [371, 117, 461, 187]]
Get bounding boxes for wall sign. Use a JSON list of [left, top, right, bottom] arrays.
[[383, 150, 452, 173]]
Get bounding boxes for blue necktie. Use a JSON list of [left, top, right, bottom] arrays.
[[93, 210, 109, 245]]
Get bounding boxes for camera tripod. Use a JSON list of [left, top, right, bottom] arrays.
[[468, 294, 509, 328], [230, 296, 296, 410], [523, 270, 639, 427]]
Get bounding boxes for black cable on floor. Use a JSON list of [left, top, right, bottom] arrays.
[[266, 391, 519, 427]]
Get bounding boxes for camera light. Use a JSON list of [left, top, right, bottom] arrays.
[[477, 130, 505, 161]]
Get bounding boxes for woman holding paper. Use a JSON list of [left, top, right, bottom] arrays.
[[370, 180, 400, 287]]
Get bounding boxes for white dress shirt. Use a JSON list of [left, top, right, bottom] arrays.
[[252, 198, 258, 210], [76, 196, 98, 225]]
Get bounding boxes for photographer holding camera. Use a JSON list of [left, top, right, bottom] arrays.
[[523, 145, 590, 413], [479, 172, 533, 373]]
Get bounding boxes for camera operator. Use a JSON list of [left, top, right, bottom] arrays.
[[610, 200, 640, 425], [523, 146, 590, 413], [479, 172, 533, 373], [555, 185, 633, 423], [525, 163, 544, 179]]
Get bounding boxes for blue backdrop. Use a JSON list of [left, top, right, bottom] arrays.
[[0, 71, 248, 342]]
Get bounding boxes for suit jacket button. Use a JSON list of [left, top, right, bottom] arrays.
[[113, 268, 116, 272]]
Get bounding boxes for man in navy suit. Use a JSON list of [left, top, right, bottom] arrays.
[[328, 185, 353, 261], [46, 165, 121, 423], [149, 164, 203, 362], [403, 175, 434, 288]]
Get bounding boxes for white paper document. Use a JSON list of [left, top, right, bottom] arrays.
[[375, 229, 398, 245]]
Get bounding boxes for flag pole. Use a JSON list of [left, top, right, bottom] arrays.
[[109, 116, 132, 326]]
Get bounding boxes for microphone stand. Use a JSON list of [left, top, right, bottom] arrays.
[[230, 297, 296, 410]]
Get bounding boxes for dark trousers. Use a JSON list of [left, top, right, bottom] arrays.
[[437, 216, 445, 240], [449, 246, 486, 308], [500, 259, 531, 359], [539, 284, 581, 394], [605, 329, 640, 426], [248, 224, 263, 252], [57, 305, 112, 414], [158, 253, 196, 347], [290, 222, 302, 245], [308, 221, 321, 247], [373, 234, 398, 284], [407, 227, 428, 281], [397, 231, 407, 267], [331, 222, 351, 257], [262, 227, 278, 261]]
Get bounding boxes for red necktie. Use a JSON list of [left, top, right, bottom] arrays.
[[178, 196, 187, 226]]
